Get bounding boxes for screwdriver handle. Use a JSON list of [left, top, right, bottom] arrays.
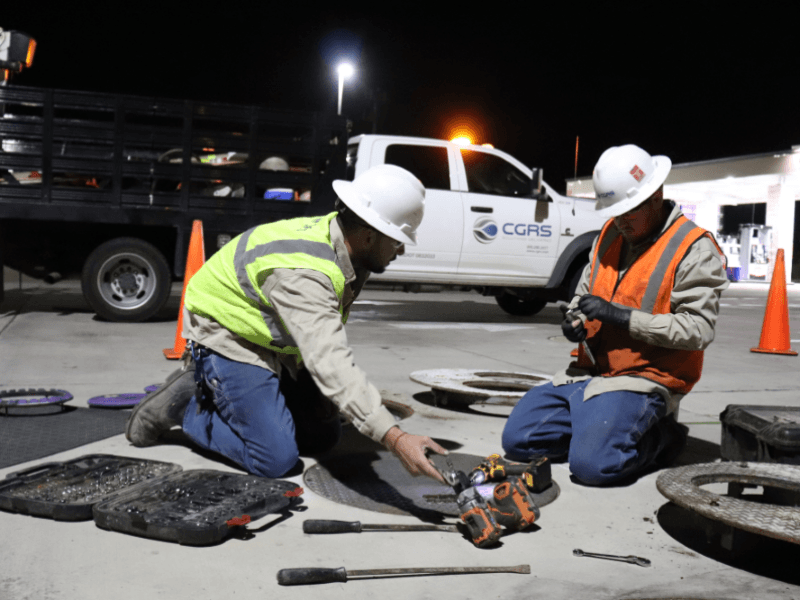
[[303, 520, 362, 534], [277, 567, 348, 586]]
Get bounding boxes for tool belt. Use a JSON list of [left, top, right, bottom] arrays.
[[189, 341, 216, 415]]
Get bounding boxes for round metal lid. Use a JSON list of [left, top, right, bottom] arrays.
[[656, 461, 800, 545], [88, 393, 146, 408], [409, 369, 552, 403], [0, 389, 73, 413]]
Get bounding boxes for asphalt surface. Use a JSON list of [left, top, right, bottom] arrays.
[[2, 276, 800, 599]]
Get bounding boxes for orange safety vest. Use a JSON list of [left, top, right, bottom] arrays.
[[574, 215, 724, 394]]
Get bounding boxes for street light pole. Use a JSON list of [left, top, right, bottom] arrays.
[[336, 63, 354, 116]]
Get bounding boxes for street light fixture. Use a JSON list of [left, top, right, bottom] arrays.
[[336, 63, 354, 116]]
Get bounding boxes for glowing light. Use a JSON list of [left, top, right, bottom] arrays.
[[336, 63, 355, 116], [481, 143, 494, 149], [442, 110, 486, 149], [337, 63, 354, 79]]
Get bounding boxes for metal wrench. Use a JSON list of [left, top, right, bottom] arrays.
[[564, 307, 596, 366], [573, 549, 651, 567]]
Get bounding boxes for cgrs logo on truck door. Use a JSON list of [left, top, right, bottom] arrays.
[[473, 218, 499, 244], [473, 217, 552, 244]]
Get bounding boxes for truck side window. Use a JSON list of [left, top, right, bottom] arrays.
[[384, 145, 450, 190], [461, 150, 531, 197]]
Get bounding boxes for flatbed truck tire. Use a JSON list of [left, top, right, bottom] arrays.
[[495, 292, 547, 317], [81, 237, 172, 323]]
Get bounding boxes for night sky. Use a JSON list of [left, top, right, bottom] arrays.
[[3, 5, 798, 194]]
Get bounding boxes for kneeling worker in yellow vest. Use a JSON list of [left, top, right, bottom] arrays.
[[502, 144, 729, 485], [126, 164, 447, 482]]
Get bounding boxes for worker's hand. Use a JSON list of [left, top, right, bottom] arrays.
[[383, 427, 448, 484], [578, 295, 632, 329], [559, 305, 586, 343]]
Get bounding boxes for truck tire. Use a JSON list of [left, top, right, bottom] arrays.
[[81, 237, 172, 322], [567, 266, 585, 300], [495, 293, 547, 316]]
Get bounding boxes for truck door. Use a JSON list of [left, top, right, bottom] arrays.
[[456, 148, 560, 280], [372, 139, 463, 275]]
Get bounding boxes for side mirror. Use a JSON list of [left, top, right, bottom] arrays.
[[530, 168, 547, 201]]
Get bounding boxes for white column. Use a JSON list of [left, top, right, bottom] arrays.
[[765, 177, 795, 282]]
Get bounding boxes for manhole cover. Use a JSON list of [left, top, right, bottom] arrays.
[[657, 461, 800, 544], [88, 393, 146, 408], [0, 389, 73, 414], [304, 451, 559, 518], [410, 369, 551, 405]]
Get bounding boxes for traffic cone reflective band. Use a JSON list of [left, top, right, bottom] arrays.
[[750, 248, 797, 356], [163, 220, 206, 359]]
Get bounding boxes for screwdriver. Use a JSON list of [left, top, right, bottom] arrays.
[[303, 519, 459, 534], [277, 564, 531, 585]]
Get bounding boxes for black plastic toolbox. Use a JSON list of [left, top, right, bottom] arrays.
[[0, 454, 181, 521], [720, 405, 800, 464], [92, 469, 303, 545], [0, 454, 304, 545]]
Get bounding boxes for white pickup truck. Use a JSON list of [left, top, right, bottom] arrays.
[[345, 134, 607, 315]]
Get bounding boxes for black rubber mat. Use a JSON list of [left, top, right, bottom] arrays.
[[0, 406, 130, 470], [304, 427, 559, 520]]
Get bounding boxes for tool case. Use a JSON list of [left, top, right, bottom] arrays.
[[0, 454, 182, 521], [0, 454, 303, 545], [720, 405, 800, 464]]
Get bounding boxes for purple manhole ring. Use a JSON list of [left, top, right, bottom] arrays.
[[88, 393, 146, 408], [0, 389, 73, 413]]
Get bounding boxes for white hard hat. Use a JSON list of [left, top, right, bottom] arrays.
[[592, 144, 671, 218], [259, 156, 289, 171], [332, 164, 425, 246]]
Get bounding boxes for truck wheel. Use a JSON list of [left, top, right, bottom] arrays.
[[495, 293, 547, 316], [567, 266, 586, 300], [81, 238, 172, 322]]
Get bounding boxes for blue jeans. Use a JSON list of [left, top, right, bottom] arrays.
[[501, 380, 669, 486], [181, 345, 341, 478]]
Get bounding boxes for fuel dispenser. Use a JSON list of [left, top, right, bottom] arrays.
[[738, 224, 772, 281]]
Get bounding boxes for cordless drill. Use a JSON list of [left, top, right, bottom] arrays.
[[470, 454, 552, 493], [438, 461, 502, 548], [438, 458, 541, 548]]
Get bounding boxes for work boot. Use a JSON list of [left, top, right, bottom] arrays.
[[125, 361, 197, 447]]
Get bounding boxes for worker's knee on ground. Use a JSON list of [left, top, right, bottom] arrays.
[[568, 446, 630, 486], [247, 447, 300, 479], [500, 419, 528, 459]]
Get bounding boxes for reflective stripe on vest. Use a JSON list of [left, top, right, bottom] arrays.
[[577, 215, 722, 393], [185, 212, 346, 357], [232, 228, 339, 347]]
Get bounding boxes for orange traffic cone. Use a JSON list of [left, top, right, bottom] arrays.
[[163, 220, 206, 359], [750, 248, 797, 356]]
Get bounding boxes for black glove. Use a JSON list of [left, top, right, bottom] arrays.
[[559, 305, 586, 343], [577, 295, 632, 329]]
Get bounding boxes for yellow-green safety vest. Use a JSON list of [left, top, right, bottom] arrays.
[[185, 212, 347, 359]]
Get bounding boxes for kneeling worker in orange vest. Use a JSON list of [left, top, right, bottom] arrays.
[[502, 144, 729, 485], [126, 164, 447, 483]]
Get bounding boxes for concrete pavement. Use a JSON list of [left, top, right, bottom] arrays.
[[2, 279, 800, 599]]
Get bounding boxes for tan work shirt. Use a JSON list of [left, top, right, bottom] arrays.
[[182, 217, 398, 443], [553, 201, 730, 414]]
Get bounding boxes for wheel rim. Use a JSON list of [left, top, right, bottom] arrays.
[[96, 252, 158, 311]]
